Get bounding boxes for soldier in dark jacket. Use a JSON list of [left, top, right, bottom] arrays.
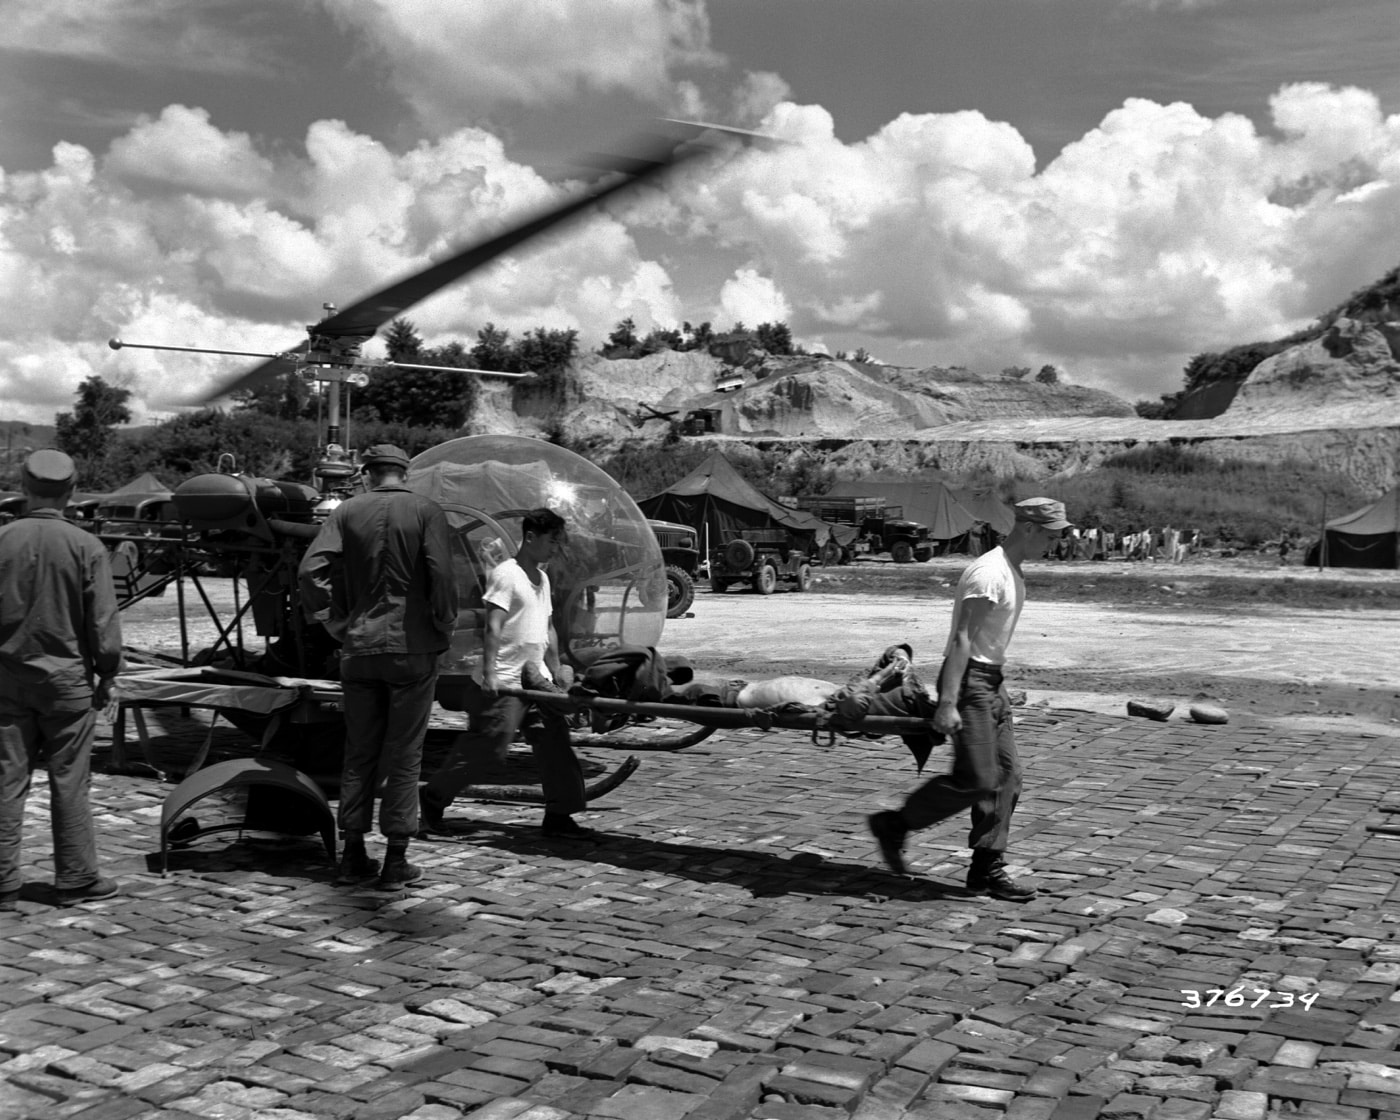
[[0, 450, 123, 911], [300, 445, 457, 892]]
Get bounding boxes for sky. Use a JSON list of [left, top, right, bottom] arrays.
[[1, 0, 1398, 424]]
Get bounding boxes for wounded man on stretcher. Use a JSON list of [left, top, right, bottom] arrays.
[[536, 643, 946, 771]]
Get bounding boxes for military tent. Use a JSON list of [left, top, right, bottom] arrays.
[[949, 485, 1016, 536], [98, 472, 174, 522], [1316, 485, 1400, 569], [638, 452, 847, 554]]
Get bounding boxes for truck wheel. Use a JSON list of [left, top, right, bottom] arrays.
[[664, 566, 695, 617], [821, 539, 844, 566], [711, 576, 730, 593], [752, 563, 777, 595], [794, 563, 813, 592], [891, 540, 914, 564]]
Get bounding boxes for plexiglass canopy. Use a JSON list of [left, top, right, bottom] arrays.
[[408, 435, 666, 685]]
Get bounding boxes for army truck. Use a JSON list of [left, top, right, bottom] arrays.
[[646, 519, 700, 617], [796, 495, 933, 564]]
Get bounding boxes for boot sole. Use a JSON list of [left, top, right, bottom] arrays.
[[966, 884, 1037, 902], [374, 870, 425, 891]]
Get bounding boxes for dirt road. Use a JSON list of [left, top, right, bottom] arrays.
[[666, 583, 1399, 733], [120, 567, 1398, 734]]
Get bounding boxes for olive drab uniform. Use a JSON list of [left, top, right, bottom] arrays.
[[0, 466, 123, 901]]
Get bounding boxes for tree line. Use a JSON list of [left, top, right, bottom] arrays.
[[32, 313, 815, 491]]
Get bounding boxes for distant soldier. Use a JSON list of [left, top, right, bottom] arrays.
[[868, 496, 1070, 901], [0, 450, 123, 910], [300, 445, 457, 892]]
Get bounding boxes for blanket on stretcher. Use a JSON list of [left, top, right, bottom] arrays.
[[573, 643, 945, 771]]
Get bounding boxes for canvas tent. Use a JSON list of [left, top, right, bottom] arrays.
[[951, 485, 1016, 536], [1316, 485, 1400, 569], [826, 475, 1015, 540], [638, 452, 848, 553]]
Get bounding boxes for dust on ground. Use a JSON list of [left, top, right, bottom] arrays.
[[120, 556, 1400, 736], [673, 556, 1400, 735]]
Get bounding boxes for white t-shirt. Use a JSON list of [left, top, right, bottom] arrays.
[[944, 546, 1025, 666], [480, 558, 553, 688]]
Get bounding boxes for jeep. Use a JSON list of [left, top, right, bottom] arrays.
[[708, 529, 815, 595]]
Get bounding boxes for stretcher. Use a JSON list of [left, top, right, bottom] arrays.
[[113, 662, 340, 780], [498, 686, 941, 750], [120, 665, 940, 874]]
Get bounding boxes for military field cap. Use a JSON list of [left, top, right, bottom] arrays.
[[360, 444, 410, 470], [22, 449, 77, 496], [1014, 496, 1072, 530]]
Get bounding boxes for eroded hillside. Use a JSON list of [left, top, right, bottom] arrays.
[[474, 310, 1400, 497]]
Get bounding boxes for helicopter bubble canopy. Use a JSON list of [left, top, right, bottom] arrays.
[[407, 435, 666, 702]]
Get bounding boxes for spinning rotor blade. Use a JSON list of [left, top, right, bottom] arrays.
[[209, 354, 297, 401], [313, 133, 703, 341], [194, 342, 307, 403], [201, 123, 758, 404]]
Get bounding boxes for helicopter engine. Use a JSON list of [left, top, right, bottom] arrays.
[[173, 474, 321, 543], [169, 473, 328, 666]]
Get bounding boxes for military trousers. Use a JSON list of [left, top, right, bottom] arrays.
[[0, 695, 101, 893], [339, 652, 439, 841], [899, 660, 1023, 853]]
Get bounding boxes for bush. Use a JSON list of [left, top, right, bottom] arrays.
[[1025, 447, 1367, 541]]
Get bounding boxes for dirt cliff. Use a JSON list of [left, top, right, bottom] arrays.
[[497, 350, 1136, 443], [476, 309, 1400, 496], [1230, 316, 1400, 415]]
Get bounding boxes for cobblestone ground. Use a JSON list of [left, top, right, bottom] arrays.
[[2, 709, 1399, 1120]]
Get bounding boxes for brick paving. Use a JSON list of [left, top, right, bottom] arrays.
[[2, 707, 1399, 1120]]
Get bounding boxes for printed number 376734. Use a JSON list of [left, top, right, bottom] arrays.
[[1181, 988, 1318, 1010]]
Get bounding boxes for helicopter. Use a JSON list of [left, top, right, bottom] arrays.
[[106, 120, 773, 509], [99, 122, 769, 781]]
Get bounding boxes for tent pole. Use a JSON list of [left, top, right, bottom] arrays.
[[1319, 492, 1326, 570], [1318, 493, 1323, 570]]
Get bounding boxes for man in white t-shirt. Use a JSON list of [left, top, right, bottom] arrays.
[[420, 508, 588, 837], [868, 497, 1070, 901]]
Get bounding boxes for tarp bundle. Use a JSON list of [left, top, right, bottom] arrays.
[[1319, 485, 1400, 569], [638, 452, 846, 548]]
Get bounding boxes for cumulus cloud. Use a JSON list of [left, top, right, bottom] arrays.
[[718, 268, 790, 327], [107, 106, 275, 198], [668, 83, 1400, 396], [3, 80, 1398, 422], [0, 109, 684, 421], [311, 0, 721, 129]]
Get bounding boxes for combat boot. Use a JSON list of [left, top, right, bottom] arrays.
[[334, 835, 379, 886], [966, 851, 1036, 902], [867, 810, 909, 877]]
